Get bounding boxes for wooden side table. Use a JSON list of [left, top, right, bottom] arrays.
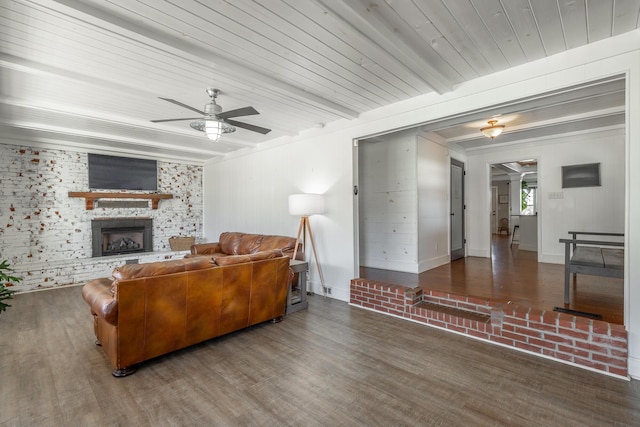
[[287, 259, 308, 314]]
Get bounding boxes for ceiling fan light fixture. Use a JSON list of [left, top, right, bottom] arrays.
[[480, 120, 505, 139], [191, 119, 235, 142], [205, 119, 223, 142], [155, 88, 269, 140]]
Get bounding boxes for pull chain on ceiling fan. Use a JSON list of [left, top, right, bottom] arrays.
[[151, 88, 271, 142]]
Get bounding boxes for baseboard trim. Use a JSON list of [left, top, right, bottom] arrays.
[[628, 356, 640, 380]]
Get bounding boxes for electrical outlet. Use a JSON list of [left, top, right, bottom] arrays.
[[326, 287, 332, 295]]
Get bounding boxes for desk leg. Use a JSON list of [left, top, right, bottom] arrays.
[[564, 243, 571, 304]]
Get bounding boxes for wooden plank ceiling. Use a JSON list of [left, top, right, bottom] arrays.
[[0, 0, 638, 162]]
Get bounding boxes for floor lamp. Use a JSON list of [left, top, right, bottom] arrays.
[[288, 193, 326, 296]]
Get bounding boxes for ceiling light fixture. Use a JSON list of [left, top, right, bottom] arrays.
[[190, 119, 236, 142], [480, 120, 505, 139]]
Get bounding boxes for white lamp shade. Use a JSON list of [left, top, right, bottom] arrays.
[[288, 193, 325, 216]]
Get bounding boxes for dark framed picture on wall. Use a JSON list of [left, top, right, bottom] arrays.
[[561, 163, 601, 188]]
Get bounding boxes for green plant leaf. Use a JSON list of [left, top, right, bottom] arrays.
[[0, 259, 21, 313]]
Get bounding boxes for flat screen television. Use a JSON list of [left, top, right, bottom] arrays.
[[88, 154, 158, 191], [561, 162, 601, 188]]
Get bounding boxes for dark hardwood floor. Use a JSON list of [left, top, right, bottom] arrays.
[[1, 285, 639, 426], [361, 235, 624, 324]]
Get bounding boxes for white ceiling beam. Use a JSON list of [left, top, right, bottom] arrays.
[[1, 119, 229, 157], [48, 0, 359, 119], [319, 0, 454, 94], [0, 129, 216, 164], [448, 110, 625, 144], [0, 100, 229, 156], [0, 53, 160, 107], [0, 56, 299, 138]]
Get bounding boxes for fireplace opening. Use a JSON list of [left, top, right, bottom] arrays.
[[92, 218, 152, 257], [102, 228, 144, 255]]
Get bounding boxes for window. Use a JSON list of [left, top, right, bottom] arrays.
[[521, 180, 536, 215]]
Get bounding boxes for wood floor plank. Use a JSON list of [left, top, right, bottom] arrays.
[[1, 285, 640, 426], [361, 235, 624, 324]]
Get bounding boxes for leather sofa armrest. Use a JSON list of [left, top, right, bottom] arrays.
[[81, 278, 118, 326], [190, 242, 222, 255]]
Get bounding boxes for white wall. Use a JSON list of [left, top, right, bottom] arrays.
[[465, 127, 625, 263], [417, 133, 450, 271], [203, 131, 354, 301], [356, 130, 450, 274], [542, 133, 625, 259], [203, 31, 640, 378], [358, 133, 418, 272]]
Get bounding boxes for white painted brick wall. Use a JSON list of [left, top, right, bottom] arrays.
[[0, 143, 203, 292]]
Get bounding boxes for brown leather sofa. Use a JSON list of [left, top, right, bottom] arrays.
[[81, 252, 290, 377], [189, 231, 303, 288], [189, 231, 303, 261]]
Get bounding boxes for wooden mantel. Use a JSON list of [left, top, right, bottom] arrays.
[[68, 192, 173, 210]]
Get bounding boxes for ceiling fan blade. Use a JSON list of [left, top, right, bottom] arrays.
[[226, 119, 272, 135], [218, 106, 259, 119], [151, 117, 202, 123], [159, 97, 204, 115]]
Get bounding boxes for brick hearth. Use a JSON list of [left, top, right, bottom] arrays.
[[351, 279, 628, 378]]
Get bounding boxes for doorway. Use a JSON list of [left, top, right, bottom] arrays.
[[354, 75, 626, 330], [490, 159, 538, 257], [450, 159, 465, 261], [491, 186, 499, 234]]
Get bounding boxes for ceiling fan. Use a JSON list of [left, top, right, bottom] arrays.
[[151, 88, 271, 141]]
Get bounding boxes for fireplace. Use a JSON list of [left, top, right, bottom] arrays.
[[92, 218, 153, 257]]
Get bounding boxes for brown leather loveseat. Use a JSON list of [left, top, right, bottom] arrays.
[[189, 231, 304, 289], [82, 251, 290, 377], [189, 231, 303, 262]]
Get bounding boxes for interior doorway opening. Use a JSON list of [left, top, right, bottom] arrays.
[[490, 159, 538, 256], [354, 75, 626, 327]]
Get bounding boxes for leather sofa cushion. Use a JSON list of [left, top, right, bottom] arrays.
[[112, 257, 213, 280], [189, 242, 221, 255], [214, 254, 252, 266], [218, 232, 297, 255], [183, 252, 226, 259], [212, 249, 280, 266], [255, 236, 297, 253], [219, 232, 253, 254]]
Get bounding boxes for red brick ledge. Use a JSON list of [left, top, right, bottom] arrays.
[[350, 278, 628, 379]]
